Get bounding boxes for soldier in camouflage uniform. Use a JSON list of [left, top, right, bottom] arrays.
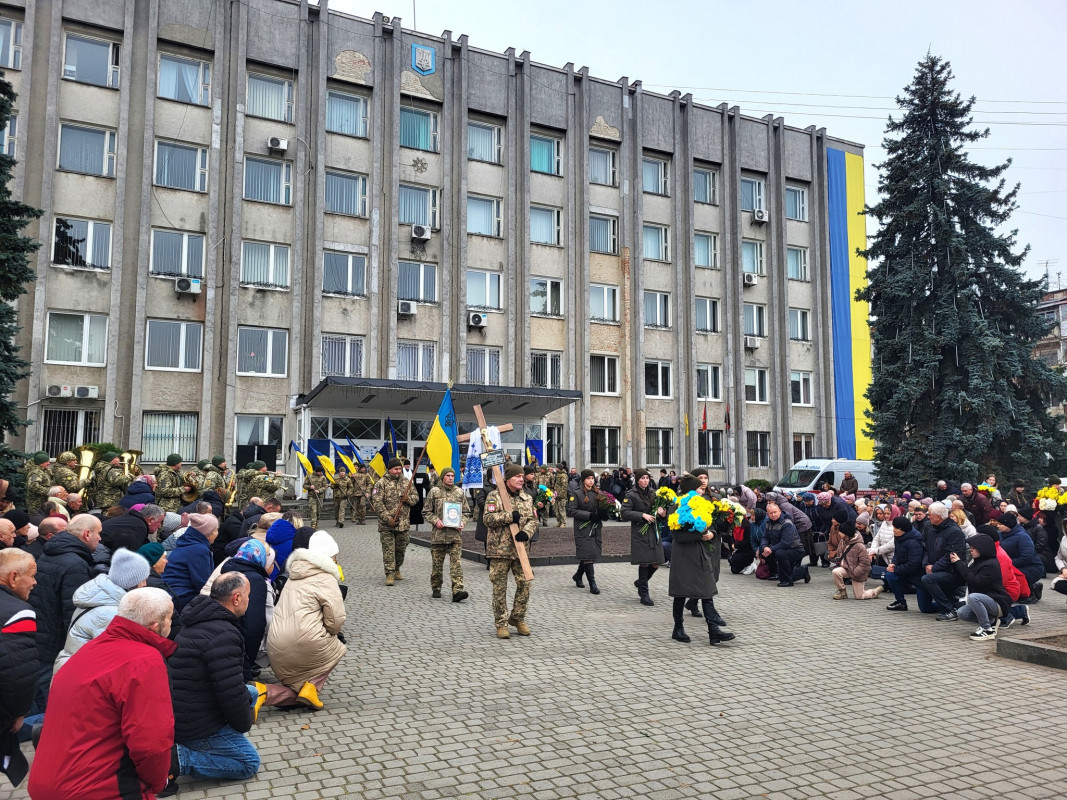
[[93, 452, 133, 510], [303, 468, 330, 528], [483, 463, 537, 638], [424, 467, 470, 601], [370, 458, 418, 585], [552, 465, 569, 527], [247, 461, 283, 510], [351, 466, 371, 524], [333, 467, 355, 527], [25, 452, 52, 513], [202, 455, 229, 496], [154, 454, 186, 513], [51, 451, 87, 495], [234, 463, 257, 510]]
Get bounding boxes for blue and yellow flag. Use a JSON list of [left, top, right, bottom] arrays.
[[385, 417, 400, 459], [290, 441, 315, 478], [336, 444, 357, 475], [367, 440, 391, 478], [306, 442, 335, 483], [345, 438, 367, 468], [524, 439, 543, 466], [425, 388, 460, 477]]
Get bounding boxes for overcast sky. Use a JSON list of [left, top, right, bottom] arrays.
[[328, 0, 1067, 284]]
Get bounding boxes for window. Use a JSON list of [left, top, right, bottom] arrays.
[[590, 427, 620, 465], [468, 121, 501, 163], [326, 91, 368, 137], [530, 206, 561, 245], [58, 124, 116, 177], [530, 278, 562, 317], [236, 326, 288, 377], [53, 217, 111, 270], [589, 284, 619, 322], [741, 240, 764, 275], [466, 346, 501, 386], [155, 140, 208, 192], [531, 351, 562, 389], [693, 168, 717, 204], [398, 184, 439, 228], [699, 430, 724, 468], [323, 251, 367, 296], [241, 241, 290, 288], [645, 428, 673, 466], [785, 186, 808, 221], [530, 134, 561, 175], [787, 247, 809, 281], [589, 215, 618, 254], [743, 303, 766, 337], [63, 33, 119, 88], [397, 340, 435, 381], [235, 415, 284, 462], [41, 408, 100, 457], [145, 319, 202, 372], [590, 355, 619, 395], [46, 312, 107, 366], [467, 270, 501, 310], [642, 224, 669, 262], [142, 413, 197, 463], [589, 146, 616, 185], [150, 229, 203, 277], [321, 334, 364, 377], [400, 107, 439, 152], [788, 308, 811, 341], [324, 171, 368, 216], [695, 297, 719, 333], [740, 177, 765, 212], [467, 195, 502, 237], [247, 73, 293, 122], [644, 291, 670, 328], [747, 431, 770, 469], [644, 360, 672, 398], [696, 364, 721, 401], [793, 433, 815, 464], [244, 157, 292, 205], [744, 368, 768, 403], [0, 19, 22, 70], [694, 233, 718, 268], [158, 53, 211, 105], [398, 261, 437, 303], [2, 113, 16, 157], [642, 157, 669, 195], [546, 424, 564, 465], [791, 370, 813, 405]]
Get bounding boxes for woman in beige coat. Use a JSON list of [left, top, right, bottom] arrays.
[[263, 535, 346, 710]]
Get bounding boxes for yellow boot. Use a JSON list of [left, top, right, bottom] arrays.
[[252, 682, 267, 722], [297, 681, 324, 710]]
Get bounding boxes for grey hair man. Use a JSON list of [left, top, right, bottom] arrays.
[[918, 502, 967, 620]]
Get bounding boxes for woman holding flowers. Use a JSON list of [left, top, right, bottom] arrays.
[[621, 470, 670, 606], [567, 469, 612, 594]]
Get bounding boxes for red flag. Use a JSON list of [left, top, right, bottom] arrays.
[[702, 401, 707, 432], [724, 402, 731, 432]]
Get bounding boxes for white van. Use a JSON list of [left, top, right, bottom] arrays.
[[774, 459, 876, 495]]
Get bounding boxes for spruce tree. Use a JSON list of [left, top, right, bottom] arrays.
[[0, 72, 42, 500], [858, 54, 1067, 489]]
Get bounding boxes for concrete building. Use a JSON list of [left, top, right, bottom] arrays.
[[1035, 288, 1067, 429], [2, 0, 872, 483]]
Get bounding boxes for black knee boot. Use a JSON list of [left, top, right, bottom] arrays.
[[586, 563, 600, 595], [634, 565, 654, 606], [684, 597, 703, 617], [707, 598, 726, 626], [671, 597, 690, 642], [572, 562, 586, 588], [702, 599, 735, 644]]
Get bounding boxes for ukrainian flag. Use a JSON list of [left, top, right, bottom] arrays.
[[290, 441, 315, 478], [336, 444, 357, 475], [345, 438, 367, 468], [307, 442, 336, 483], [425, 388, 460, 477], [368, 440, 391, 478]]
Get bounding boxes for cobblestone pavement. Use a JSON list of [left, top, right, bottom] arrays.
[[8, 524, 1065, 800]]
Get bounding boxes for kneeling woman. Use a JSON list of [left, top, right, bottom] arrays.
[[621, 469, 666, 606]]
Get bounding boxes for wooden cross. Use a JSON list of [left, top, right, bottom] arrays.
[[457, 405, 534, 582]]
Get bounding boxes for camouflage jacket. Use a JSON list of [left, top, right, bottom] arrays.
[[370, 474, 418, 533], [51, 464, 85, 494], [202, 465, 228, 495], [425, 484, 470, 544], [247, 471, 282, 501], [25, 464, 52, 512], [303, 473, 330, 499], [333, 473, 355, 498], [482, 487, 537, 560], [552, 471, 569, 497], [234, 468, 256, 508], [94, 464, 133, 509], [352, 473, 373, 496], [154, 465, 185, 511]]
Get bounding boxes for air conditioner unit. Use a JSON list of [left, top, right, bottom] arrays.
[[47, 384, 73, 398], [75, 385, 99, 399], [267, 136, 289, 154], [743, 273, 759, 287], [175, 277, 202, 295], [411, 225, 432, 242], [398, 300, 418, 316], [744, 336, 761, 350], [751, 208, 769, 224], [468, 312, 487, 329]]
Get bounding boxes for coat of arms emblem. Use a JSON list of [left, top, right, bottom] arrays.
[[411, 44, 435, 76]]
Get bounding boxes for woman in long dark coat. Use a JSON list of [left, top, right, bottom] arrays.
[[567, 469, 609, 594], [682, 469, 728, 626], [668, 474, 735, 646], [621, 469, 665, 606]]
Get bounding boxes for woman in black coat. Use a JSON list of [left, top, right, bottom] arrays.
[[950, 532, 1012, 639], [567, 470, 610, 595], [621, 469, 665, 606]]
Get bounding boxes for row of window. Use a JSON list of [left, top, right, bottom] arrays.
[[589, 427, 810, 470]]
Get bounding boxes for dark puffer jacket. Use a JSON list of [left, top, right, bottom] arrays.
[[27, 532, 94, 667], [100, 509, 151, 554], [890, 528, 926, 579], [0, 584, 38, 730], [167, 594, 253, 741], [952, 533, 1012, 616], [118, 481, 156, 510], [219, 557, 270, 680]]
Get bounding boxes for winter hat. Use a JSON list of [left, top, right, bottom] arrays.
[[892, 516, 912, 533], [188, 513, 219, 536], [691, 468, 709, 478], [3, 509, 30, 531], [197, 459, 210, 470], [388, 457, 404, 469], [633, 468, 650, 482], [838, 521, 856, 537], [137, 542, 166, 568], [235, 538, 268, 568], [212, 455, 226, 468], [161, 512, 182, 535], [523, 465, 537, 476], [504, 464, 524, 481], [309, 531, 340, 559], [33, 452, 50, 465], [108, 548, 151, 590], [902, 491, 913, 499], [580, 469, 595, 481], [816, 492, 832, 504], [831, 509, 849, 524], [801, 492, 816, 503], [441, 467, 455, 478], [975, 524, 999, 540], [920, 498, 934, 508], [679, 474, 702, 495], [996, 512, 1018, 529], [855, 512, 870, 528], [165, 454, 183, 467], [251, 461, 266, 470]]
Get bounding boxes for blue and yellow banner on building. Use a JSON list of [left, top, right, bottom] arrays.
[[827, 148, 874, 461]]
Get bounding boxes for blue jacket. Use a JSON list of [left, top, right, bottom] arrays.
[[118, 480, 157, 510], [266, 519, 298, 573], [1000, 524, 1045, 585], [763, 516, 803, 554], [890, 528, 925, 579], [162, 528, 214, 611], [810, 495, 854, 533]]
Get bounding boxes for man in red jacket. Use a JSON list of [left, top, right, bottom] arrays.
[[28, 587, 177, 800]]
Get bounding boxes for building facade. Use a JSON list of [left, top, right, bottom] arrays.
[[2, 0, 872, 481]]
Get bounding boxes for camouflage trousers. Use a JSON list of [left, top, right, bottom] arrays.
[[379, 530, 410, 576], [308, 497, 323, 528], [488, 558, 530, 628], [430, 541, 464, 592], [351, 496, 367, 523], [334, 496, 358, 523], [554, 498, 567, 526]]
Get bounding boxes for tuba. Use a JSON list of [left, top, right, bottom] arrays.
[[180, 469, 202, 504], [76, 446, 99, 500], [120, 450, 142, 477]]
